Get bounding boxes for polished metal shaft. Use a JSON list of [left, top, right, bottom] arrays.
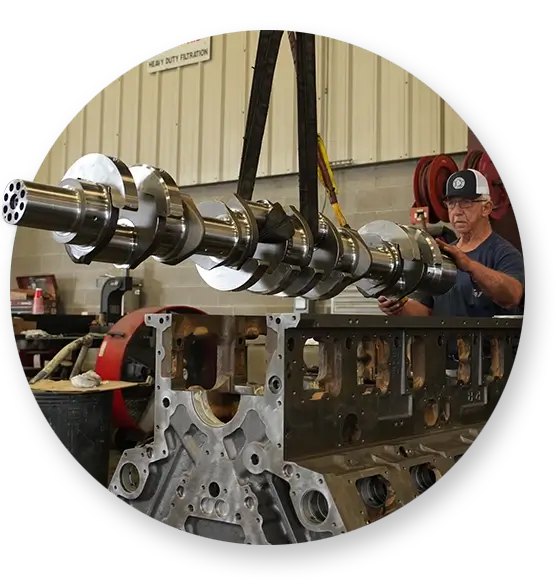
[[3, 153, 457, 301], [3, 180, 81, 232]]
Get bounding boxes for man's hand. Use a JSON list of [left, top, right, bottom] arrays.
[[377, 296, 406, 315], [437, 239, 474, 272]]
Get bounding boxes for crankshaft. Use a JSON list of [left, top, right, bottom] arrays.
[[3, 153, 456, 300]]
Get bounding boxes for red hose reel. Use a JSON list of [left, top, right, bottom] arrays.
[[413, 151, 510, 223]]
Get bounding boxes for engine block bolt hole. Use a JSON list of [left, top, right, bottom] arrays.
[[208, 482, 220, 497], [215, 500, 229, 517], [201, 498, 214, 514], [283, 464, 294, 478], [245, 496, 255, 510], [250, 454, 260, 466], [356, 475, 392, 508], [162, 397, 170, 408], [269, 376, 282, 393], [176, 486, 185, 498], [301, 490, 329, 525], [411, 464, 440, 493], [120, 463, 140, 493]]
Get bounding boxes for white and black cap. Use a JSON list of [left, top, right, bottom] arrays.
[[445, 169, 490, 199]]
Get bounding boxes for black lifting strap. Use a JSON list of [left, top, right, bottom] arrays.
[[294, 32, 319, 240], [236, 30, 283, 202], [236, 30, 294, 244]]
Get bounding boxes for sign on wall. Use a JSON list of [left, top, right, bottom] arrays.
[[147, 38, 211, 73]]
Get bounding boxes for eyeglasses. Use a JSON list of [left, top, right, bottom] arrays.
[[444, 199, 484, 210]]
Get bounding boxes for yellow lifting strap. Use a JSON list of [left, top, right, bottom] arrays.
[[317, 134, 350, 228]]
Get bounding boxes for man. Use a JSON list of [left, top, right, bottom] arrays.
[[378, 168, 525, 317]]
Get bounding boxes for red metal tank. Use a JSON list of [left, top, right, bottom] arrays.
[[95, 306, 206, 430]]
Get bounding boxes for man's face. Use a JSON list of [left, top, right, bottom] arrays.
[[446, 197, 492, 234]]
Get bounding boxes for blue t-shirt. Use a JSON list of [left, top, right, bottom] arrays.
[[417, 232, 525, 317]]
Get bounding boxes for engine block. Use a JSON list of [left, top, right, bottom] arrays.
[[110, 312, 521, 543]]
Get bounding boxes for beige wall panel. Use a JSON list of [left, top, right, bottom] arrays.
[[443, 101, 468, 153], [49, 130, 68, 183], [350, 45, 379, 163], [269, 34, 297, 176], [221, 31, 248, 182], [325, 38, 352, 163], [199, 34, 224, 184], [177, 62, 202, 185], [101, 77, 122, 157], [35, 155, 51, 182], [32, 32, 468, 190], [84, 91, 103, 156], [378, 58, 409, 162], [158, 68, 181, 178], [410, 76, 441, 158], [66, 108, 85, 168], [119, 65, 142, 165], [138, 67, 160, 167]]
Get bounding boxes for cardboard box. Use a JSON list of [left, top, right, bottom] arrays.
[[12, 317, 37, 335], [10, 290, 35, 301]]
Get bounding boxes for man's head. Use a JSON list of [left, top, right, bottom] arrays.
[[444, 169, 493, 235]]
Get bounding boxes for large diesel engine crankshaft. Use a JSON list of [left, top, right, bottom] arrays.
[[3, 153, 456, 300]]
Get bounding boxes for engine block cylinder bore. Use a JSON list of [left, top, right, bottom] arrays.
[[3, 153, 457, 302], [356, 475, 391, 508], [410, 463, 439, 493]]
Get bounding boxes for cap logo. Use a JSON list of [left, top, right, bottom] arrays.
[[453, 177, 465, 189]]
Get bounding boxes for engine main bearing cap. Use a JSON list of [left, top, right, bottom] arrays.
[[3, 153, 456, 302]]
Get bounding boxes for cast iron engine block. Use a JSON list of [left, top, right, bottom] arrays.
[[110, 312, 521, 544]]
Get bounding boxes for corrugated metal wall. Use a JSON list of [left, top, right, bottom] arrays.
[[35, 32, 467, 186]]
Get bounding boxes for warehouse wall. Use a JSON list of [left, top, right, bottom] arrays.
[[32, 31, 467, 187], [12, 159, 434, 314]]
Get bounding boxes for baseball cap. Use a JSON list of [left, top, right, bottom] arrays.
[[445, 169, 490, 199]]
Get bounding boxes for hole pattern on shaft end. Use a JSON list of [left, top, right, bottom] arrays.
[[2, 185, 26, 224]]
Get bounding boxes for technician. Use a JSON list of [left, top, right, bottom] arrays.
[[378, 169, 525, 317]]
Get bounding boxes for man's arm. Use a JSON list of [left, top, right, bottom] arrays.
[[402, 299, 433, 316], [377, 296, 432, 316], [438, 239, 524, 309]]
